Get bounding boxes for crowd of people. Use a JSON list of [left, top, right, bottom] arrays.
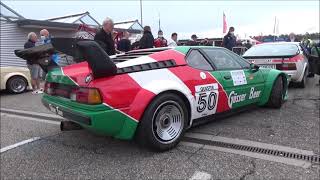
[[23, 17, 319, 94], [92, 17, 241, 56], [23, 29, 54, 95]]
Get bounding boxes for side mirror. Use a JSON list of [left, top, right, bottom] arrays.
[[250, 63, 260, 72]]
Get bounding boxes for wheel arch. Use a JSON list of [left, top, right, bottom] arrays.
[[258, 70, 288, 106]]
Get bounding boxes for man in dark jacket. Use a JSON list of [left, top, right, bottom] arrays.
[[94, 17, 116, 55], [117, 31, 131, 52], [24, 32, 42, 94], [139, 26, 154, 49], [222, 27, 236, 51]]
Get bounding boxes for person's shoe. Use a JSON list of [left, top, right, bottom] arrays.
[[31, 90, 38, 95], [37, 90, 44, 94]]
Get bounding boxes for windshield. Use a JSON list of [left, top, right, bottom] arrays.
[[243, 44, 299, 57]]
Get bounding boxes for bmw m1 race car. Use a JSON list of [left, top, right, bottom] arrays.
[[15, 38, 288, 151]]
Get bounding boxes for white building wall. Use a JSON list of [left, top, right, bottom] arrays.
[[0, 20, 75, 67]]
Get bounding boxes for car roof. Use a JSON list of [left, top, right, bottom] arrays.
[[255, 42, 300, 46]]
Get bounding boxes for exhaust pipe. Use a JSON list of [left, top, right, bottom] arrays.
[[60, 121, 83, 131]]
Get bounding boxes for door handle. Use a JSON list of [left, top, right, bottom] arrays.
[[224, 75, 232, 80]]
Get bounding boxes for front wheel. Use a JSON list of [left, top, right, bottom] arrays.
[[135, 93, 188, 151], [6, 76, 27, 94]]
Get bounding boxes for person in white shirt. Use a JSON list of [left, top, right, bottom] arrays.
[[167, 32, 178, 47]]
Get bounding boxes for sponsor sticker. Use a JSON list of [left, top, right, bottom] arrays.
[[228, 87, 261, 108], [230, 70, 247, 86], [194, 84, 219, 118], [228, 91, 246, 108]]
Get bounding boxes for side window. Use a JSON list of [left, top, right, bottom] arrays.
[[186, 50, 213, 71], [203, 49, 242, 70], [225, 50, 251, 69]]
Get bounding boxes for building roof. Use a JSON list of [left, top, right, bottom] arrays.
[[46, 11, 101, 27], [15, 19, 79, 31], [0, 2, 24, 21], [114, 20, 143, 32], [1, 2, 143, 33]]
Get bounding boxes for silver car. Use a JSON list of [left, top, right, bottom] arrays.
[[243, 42, 309, 88]]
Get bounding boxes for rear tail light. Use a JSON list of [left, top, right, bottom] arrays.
[[70, 88, 102, 105], [276, 63, 296, 70], [45, 82, 102, 105], [44, 82, 57, 95]]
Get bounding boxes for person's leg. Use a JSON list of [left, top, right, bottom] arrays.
[[35, 65, 43, 93], [28, 64, 36, 90], [31, 64, 40, 94]]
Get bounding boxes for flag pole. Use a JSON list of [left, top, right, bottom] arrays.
[[140, 0, 143, 26]]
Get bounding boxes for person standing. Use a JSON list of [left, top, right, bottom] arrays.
[[117, 31, 131, 52], [222, 27, 236, 50], [167, 32, 178, 47], [40, 29, 51, 44], [24, 32, 42, 94], [131, 34, 142, 50], [288, 32, 298, 42], [154, 30, 167, 47], [187, 34, 199, 46], [139, 26, 154, 49], [94, 17, 116, 55]]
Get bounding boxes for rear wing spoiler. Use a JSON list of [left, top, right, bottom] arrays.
[[14, 38, 117, 78]]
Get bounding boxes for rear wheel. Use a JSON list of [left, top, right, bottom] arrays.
[[267, 76, 284, 108], [135, 93, 188, 151], [296, 67, 308, 88], [6, 76, 27, 94]]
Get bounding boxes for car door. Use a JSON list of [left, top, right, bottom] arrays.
[[201, 48, 265, 109], [184, 49, 228, 118]]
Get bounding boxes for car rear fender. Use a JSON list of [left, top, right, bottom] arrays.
[[296, 62, 308, 82], [128, 80, 194, 124], [258, 69, 288, 106]]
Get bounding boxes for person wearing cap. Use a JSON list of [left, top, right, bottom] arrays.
[[187, 34, 199, 46], [222, 27, 236, 51]]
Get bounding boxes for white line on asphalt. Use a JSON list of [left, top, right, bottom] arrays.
[[1, 113, 60, 125], [189, 171, 212, 180], [0, 107, 63, 120], [0, 137, 41, 153]]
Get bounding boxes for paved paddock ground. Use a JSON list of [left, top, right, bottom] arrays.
[[0, 76, 319, 179]]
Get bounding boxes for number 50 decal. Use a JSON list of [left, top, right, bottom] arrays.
[[196, 92, 217, 113]]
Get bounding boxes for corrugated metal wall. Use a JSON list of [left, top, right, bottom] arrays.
[[0, 20, 75, 67]]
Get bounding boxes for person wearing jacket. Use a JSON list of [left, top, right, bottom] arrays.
[[24, 32, 42, 94], [154, 30, 167, 47], [222, 27, 236, 51], [94, 17, 116, 55], [139, 26, 154, 49]]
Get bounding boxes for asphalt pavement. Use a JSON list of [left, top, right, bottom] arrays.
[[0, 76, 319, 179]]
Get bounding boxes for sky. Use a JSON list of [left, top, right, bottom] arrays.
[[2, 0, 319, 39]]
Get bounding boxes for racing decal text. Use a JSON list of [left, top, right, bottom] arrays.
[[249, 87, 261, 99], [228, 91, 246, 108]]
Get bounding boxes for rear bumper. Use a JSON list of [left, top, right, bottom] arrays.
[[41, 94, 138, 140]]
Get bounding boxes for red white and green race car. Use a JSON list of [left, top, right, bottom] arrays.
[[15, 39, 288, 151]]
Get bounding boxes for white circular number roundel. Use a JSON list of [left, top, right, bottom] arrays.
[[200, 72, 206, 79]]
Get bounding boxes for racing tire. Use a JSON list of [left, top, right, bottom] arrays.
[[6, 76, 27, 94], [296, 68, 308, 88], [135, 93, 188, 152], [267, 76, 284, 108]]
